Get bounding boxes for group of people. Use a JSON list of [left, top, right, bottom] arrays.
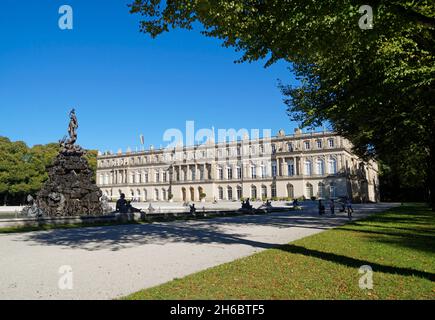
[[318, 198, 354, 220], [241, 198, 254, 211]]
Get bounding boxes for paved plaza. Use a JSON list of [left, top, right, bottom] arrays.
[[0, 203, 397, 300]]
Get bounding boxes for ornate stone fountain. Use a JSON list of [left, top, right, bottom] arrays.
[[24, 109, 104, 217]]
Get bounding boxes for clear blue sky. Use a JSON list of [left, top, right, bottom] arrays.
[[0, 0, 300, 152]]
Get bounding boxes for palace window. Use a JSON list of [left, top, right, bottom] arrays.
[[330, 183, 337, 198], [251, 166, 257, 179], [227, 167, 233, 180], [317, 140, 323, 149], [328, 139, 335, 148], [261, 185, 268, 199], [227, 187, 233, 201], [236, 166, 242, 179], [271, 184, 277, 198], [271, 144, 277, 154], [261, 165, 267, 178], [155, 172, 160, 183], [287, 184, 294, 199], [237, 186, 243, 200], [288, 161, 295, 176], [304, 160, 312, 176], [318, 182, 326, 199], [272, 162, 278, 177], [218, 187, 224, 200], [328, 158, 338, 174], [316, 159, 325, 175], [306, 183, 314, 198], [218, 167, 224, 180], [191, 168, 196, 181], [287, 143, 294, 152], [251, 186, 258, 199], [304, 141, 311, 150]]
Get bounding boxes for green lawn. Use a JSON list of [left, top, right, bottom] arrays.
[[125, 204, 435, 300]]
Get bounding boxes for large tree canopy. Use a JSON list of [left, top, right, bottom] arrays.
[[129, 0, 435, 208]]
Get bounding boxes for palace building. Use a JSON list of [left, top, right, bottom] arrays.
[[96, 129, 380, 203]]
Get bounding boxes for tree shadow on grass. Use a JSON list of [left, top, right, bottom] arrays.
[[339, 205, 435, 254], [278, 244, 435, 282]]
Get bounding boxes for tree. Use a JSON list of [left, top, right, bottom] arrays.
[[129, 0, 435, 209]]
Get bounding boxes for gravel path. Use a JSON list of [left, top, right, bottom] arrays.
[[0, 203, 396, 300]]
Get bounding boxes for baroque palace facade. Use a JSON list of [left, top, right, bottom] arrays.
[[96, 129, 380, 203]]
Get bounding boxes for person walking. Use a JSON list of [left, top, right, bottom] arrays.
[[318, 200, 325, 216], [346, 198, 354, 220], [329, 199, 335, 216]]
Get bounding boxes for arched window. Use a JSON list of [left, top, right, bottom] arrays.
[[316, 159, 325, 175], [218, 186, 224, 200], [287, 160, 295, 176], [330, 183, 337, 198], [271, 184, 277, 198], [155, 189, 160, 201], [251, 165, 257, 179], [227, 187, 233, 201], [261, 165, 267, 178], [287, 184, 294, 199], [162, 189, 167, 201], [261, 185, 268, 199], [305, 160, 312, 176], [251, 186, 258, 199], [318, 183, 326, 199], [306, 183, 314, 198], [236, 186, 243, 200], [218, 167, 224, 180], [328, 157, 338, 174]]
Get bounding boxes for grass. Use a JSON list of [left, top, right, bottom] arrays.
[[125, 203, 435, 300]]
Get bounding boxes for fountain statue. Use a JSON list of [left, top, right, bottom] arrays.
[[24, 109, 105, 217]]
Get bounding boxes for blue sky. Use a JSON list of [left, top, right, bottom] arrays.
[[0, 0, 299, 152]]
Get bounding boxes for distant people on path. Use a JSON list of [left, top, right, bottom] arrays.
[[116, 193, 143, 214], [293, 199, 299, 207], [329, 199, 335, 216], [116, 193, 128, 214], [346, 198, 354, 220], [241, 198, 253, 211], [189, 203, 197, 215], [318, 200, 326, 216]]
